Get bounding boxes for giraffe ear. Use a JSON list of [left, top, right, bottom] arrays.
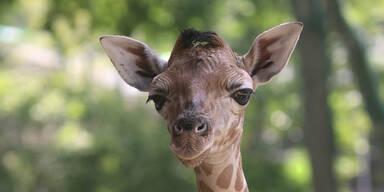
[[243, 22, 303, 85], [100, 35, 167, 92]]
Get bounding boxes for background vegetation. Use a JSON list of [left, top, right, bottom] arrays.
[[0, 0, 383, 191]]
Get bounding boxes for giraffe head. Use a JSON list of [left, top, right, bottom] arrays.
[[100, 22, 302, 168]]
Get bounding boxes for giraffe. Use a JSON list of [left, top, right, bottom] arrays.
[[100, 22, 303, 191]]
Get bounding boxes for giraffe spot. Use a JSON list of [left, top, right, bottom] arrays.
[[235, 166, 244, 191], [199, 181, 213, 192], [216, 164, 233, 189], [201, 163, 213, 176]]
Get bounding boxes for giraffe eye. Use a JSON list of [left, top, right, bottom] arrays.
[[147, 95, 167, 111], [231, 88, 253, 105]]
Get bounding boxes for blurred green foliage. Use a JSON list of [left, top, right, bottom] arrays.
[[0, 0, 383, 191]]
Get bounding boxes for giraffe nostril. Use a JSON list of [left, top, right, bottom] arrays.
[[194, 122, 209, 135], [196, 123, 206, 132], [173, 124, 183, 136]]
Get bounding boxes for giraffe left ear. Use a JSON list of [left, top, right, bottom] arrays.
[[100, 35, 167, 92], [243, 22, 303, 85]]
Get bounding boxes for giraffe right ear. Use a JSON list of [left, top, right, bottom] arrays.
[[100, 35, 167, 92], [243, 22, 303, 85]]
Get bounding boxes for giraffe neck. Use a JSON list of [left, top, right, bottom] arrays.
[[194, 140, 248, 192]]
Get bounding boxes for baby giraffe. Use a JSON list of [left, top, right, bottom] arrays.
[[100, 22, 302, 192]]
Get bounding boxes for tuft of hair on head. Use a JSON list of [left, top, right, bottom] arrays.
[[176, 28, 224, 49]]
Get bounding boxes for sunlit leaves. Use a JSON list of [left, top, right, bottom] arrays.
[[30, 90, 66, 122], [67, 100, 86, 120], [55, 122, 93, 151], [283, 149, 312, 186], [345, 0, 384, 34], [0, 71, 43, 114]]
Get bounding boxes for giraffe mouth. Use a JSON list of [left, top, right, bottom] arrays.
[[175, 148, 210, 168], [170, 139, 212, 168], [170, 142, 211, 159]]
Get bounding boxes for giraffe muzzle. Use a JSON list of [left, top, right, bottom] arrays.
[[169, 116, 213, 165]]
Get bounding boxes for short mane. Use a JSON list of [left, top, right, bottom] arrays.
[[175, 29, 225, 50]]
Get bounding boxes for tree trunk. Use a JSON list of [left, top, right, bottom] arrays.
[[290, 1, 338, 192], [326, 0, 384, 191]]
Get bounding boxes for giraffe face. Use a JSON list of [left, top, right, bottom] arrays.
[[100, 22, 303, 168], [149, 45, 253, 167]]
